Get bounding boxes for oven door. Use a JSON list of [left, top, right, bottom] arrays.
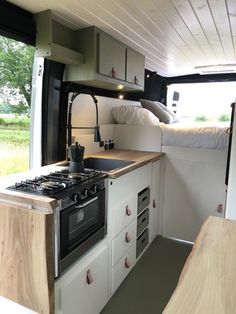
[[59, 188, 106, 274]]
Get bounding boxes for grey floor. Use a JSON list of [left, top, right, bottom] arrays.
[[101, 236, 192, 314]]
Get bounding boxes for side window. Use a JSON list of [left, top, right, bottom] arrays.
[[0, 35, 35, 176], [167, 82, 234, 124]]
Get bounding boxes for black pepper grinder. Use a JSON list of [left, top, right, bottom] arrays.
[[68, 142, 85, 173]]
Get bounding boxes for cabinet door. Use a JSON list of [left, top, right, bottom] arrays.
[[126, 48, 145, 86], [98, 33, 126, 80], [55, 244, 109, 314], [112, 244, 136, 294], [150, 160, 161, 242]]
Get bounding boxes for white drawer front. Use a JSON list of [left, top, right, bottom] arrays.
[[108, 163, 152, 205], [112, 244, 136, 294], [55, 244, 109, 314], [112, 219, 136, 266], [112, 193, 137, 238]]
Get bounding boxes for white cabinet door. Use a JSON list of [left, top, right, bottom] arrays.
[[111, 193, 137, 238], [162, 147, 227, 242], [112, 244, 136, 294], [55, 244, 109, 314], [126, 48, 145, 87], [150, 160, 162, 242], [226, 103, 236, 219], [98, 33, 126, 80]]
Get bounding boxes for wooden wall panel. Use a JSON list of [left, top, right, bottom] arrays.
[[0, 202, 54, 314]]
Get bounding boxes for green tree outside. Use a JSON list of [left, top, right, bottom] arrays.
[[0, 36, 35, 107]]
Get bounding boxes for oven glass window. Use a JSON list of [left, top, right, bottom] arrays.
[[69, 200, 99, 242]]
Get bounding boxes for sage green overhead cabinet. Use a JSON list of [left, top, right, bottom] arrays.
[[34, 10, 83, 65], [126, 48, 145, 87], [64, 26, 145, 91]]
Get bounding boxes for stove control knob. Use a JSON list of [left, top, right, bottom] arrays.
[[92, 184, 99, 193], [83, 188, 90, 197], [73, 193, 82, 202]]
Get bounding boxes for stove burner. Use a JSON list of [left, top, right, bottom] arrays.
[[8, 167, 106, 198]]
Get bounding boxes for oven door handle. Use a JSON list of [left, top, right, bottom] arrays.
[[75, 196, 98, 208]]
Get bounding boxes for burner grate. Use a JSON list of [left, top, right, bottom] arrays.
[[8, 168, 105, 197]]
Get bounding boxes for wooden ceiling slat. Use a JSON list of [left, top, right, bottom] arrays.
[[117, 0, 193, 62], [152, 0, 206, 60], [171, 0, 217, 62], [190, 0, 226, 63], [227, 0, 236, 57], [208, 0, 235, 62]]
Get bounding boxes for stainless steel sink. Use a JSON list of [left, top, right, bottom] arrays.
[[83, 157, 135, 172]]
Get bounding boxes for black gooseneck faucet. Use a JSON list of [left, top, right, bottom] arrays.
[[67, 89, 101, 149]]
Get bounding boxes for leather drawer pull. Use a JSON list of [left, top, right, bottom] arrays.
[[126, 205, 132, 216], [86, 269, 93, 285], [125, 258, 131, 269], [153, 199, 157, 208], [125, 232, 131, 243], [112, 67, 117, 78]]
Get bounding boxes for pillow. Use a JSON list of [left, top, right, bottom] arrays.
[[112, 105, 160, 125], [155, 100, 179, 123], [140, 99, 178, 124]]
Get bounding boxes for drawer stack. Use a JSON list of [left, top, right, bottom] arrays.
[[108, 164, 151, 294], [111, 193, 137, 293]]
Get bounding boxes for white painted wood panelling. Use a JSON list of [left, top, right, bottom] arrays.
[[9, 0, 236, 77]]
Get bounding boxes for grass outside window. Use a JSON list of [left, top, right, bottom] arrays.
[[0, 115, 30, 176]]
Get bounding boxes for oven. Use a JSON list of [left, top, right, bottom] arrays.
[[6, 167, 107, 278], [54, 178, 107, 277]]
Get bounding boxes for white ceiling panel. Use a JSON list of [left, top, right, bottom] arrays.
[[8, 0, 236, 77]]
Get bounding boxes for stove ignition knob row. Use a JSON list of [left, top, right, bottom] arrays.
[[83, 188, 90, 198], [92, 184, 99, 193], [73, 192, 83, 202]]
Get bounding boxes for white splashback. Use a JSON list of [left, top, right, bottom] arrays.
[[74, 125, 115, 156], [71, 94, 140, 133], [71, 94, 140, 154]]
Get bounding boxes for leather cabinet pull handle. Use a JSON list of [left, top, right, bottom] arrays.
[[86, 269, 93, 285], [125, 232, 131, 243], [112, 67, 117, 78], [126, 205, 132, 216], [153, 199, 157, 208], [125, 258, 131, 269]]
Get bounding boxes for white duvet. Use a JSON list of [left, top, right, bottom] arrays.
[[159, 122, 229, 149]]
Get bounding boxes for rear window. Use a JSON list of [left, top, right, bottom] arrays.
[[167, 82, 235, 125]]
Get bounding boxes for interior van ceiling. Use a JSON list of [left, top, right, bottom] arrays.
[[8, 0, 236, 77]]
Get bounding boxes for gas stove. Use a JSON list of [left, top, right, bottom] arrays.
[[7, 168, 107, 199]]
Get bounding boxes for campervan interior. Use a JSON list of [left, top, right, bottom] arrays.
[[0, 0, 236, 313]]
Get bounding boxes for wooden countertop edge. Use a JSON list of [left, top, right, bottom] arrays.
[[87, 150, 164, 179], [163, 216, 236, 313], [0, 190, 57, 212]]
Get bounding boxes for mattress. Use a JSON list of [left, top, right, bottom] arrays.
[[160, 122, 229, 149]]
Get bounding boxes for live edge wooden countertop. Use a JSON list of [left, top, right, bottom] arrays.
[[86, 149, 164, 179], [163, 216, 236, 314]]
